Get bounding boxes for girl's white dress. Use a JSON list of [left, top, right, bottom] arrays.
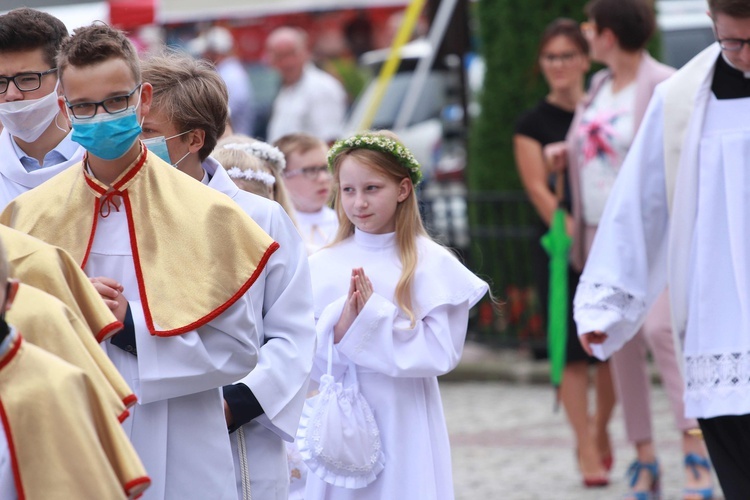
[[305, 229, 488, 499]]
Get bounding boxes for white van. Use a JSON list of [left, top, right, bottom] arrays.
[[658, 0, 714, 68]]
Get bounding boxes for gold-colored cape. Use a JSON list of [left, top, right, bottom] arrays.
[[0, 224, 121, 342], [8, 283, 136, 421], [0, 334, 150, 499], [1, 146, 278, 336]]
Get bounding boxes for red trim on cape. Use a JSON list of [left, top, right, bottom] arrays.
[[0, 334, 22, 372], [81, 148, 147, 269], [112, 148, 147, 192], [95, 321, 125, 343], [81, 197, 101, 271], [83, 172, 107, 196], [122, 393, 137, 408], [0, 334, 24, 500], [124, 476, 151, 499], [117, 408, 130, 423], [0, 399, 23, 500], [122, 192, 281, 336]]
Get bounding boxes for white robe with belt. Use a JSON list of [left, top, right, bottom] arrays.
[[90, 202, 261, 500], [305, 230, 488, 499], [203, 157, 316, 500]]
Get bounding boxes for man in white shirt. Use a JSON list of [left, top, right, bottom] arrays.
[[265, 27, 347, 144], [202, 26, 256, 136], [0, 8, 84, 210], [574, 1, 750, 497]]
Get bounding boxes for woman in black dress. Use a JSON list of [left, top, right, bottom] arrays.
[[514, 18, 615, 488]]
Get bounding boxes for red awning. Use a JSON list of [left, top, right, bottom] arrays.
[[109, 0, 155, 30]]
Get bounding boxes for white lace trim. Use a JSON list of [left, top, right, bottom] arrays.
[[685, 351, 750, 395], [574, 281, 646, 321]]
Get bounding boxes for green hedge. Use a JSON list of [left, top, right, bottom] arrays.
[[468, 0, 587, 192]]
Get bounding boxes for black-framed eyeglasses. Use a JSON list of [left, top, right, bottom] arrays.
[[284, 164, 330, 180], [540, 51, 581, 65], [65, 84, 142, 119], [0, 68, 58, 94], [717, 37, 750, 52]]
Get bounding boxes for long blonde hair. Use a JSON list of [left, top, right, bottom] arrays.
[[330, 131, 428, 326]]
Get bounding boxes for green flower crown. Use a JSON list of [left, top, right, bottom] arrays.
[[327, 133, 423, 186]]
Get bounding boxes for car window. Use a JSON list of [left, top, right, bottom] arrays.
[[661, 27, 715, 68], [347, 71, 447, 130]]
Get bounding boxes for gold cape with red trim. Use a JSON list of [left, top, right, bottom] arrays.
[[1, 146, 278, 336], [0, 334, 150, 499], [0, 224, 122, 342], [8, 283, 135, 421]]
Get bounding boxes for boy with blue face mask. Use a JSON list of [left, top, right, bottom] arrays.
[[0, 8, 84, 210], [1, 23, 279, 500], [142, 51, 316, 500]]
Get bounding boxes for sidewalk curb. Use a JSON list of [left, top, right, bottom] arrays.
[[443, 341, 663, 384]]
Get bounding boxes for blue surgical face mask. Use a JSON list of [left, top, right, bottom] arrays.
[[70, 101, 142, 161], [142, 130, 192, 165]]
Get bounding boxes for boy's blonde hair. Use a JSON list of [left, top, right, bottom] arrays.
[[329, 130, 428, 326], [57, 23, 141, 85], [215, 135, 297, 221], [274, 133, 327, 161]]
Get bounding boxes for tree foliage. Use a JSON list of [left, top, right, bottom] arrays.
[[468, 0, 587, 191]]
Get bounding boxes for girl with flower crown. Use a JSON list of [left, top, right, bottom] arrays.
[[301, 130, 489, 499]]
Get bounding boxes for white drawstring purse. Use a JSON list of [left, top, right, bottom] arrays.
[[296, 334, 385, 489]]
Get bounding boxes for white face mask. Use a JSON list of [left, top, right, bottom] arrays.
[[0, 82, 61, 142]]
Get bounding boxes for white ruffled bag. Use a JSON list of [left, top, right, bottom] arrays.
[[296, 334, 385, 489]]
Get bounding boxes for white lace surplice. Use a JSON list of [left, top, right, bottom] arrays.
[[574, 86, 750, 419], [682, 96, 750, 418]]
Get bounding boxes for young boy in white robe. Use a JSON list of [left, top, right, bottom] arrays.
[[573, 1, 750, 497], [140, 51, 316, 500], [275, 133, 339, 254], [1, 24, 276, 500], [303, 131, 489, 499]]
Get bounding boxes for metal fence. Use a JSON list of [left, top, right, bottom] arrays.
[[421, 185, 547, 352]]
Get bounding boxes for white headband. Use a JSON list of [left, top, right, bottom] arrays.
[[221, 142, 286, 171], [226, 166, 276, 186]]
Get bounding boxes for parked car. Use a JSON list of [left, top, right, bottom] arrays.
[[658, 0, 714, 68]]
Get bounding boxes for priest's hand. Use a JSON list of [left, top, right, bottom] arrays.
[[579, 330, 608, 356], [90, 276, 129, 323]]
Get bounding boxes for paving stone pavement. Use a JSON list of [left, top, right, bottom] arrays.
[[442, 381, 723, 500]]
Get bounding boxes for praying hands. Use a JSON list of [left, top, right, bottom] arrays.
[[333, 267, 372, 343]]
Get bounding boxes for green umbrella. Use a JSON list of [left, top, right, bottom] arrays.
[[539, 175, 571, 398]]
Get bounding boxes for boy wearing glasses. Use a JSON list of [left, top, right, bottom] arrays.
[[1, 23, 277, 500], [275, 133, 338, 254], [573, 0, 750, 497], [140, 51, 315, 500], [0, 8, 84, 210]]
